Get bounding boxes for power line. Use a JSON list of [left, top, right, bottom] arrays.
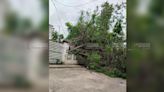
[[54, 0, 98, 7], [51, 0, 100, 36], [51, 0, 66, 35]]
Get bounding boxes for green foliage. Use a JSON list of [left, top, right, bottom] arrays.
[[59, 34, 64, 41], [88, 52, 100, 63], [113, 20, 122, 34], [87, 52, 101, 69], [98, 2, 113, 32], [51, 31, 58, 42], [51, 31, 64, 42], [66, 2, 126, 78], [107, 68, 126, 78]]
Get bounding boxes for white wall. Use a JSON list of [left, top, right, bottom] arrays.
[[62, 42, 77, 64]]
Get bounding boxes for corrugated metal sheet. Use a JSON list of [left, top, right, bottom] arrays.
[[49, 41, 63, 64]]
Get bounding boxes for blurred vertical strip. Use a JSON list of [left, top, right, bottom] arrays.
[[0, 0, 48, 92], [128, 0, 164, 91]]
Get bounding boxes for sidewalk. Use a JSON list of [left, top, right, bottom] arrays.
[[49, 65, 126, 92], [49, 65, 82, 68]]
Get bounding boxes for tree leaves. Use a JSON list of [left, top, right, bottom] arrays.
[[51, 31, 64, 42], [65, 2, 126, 78]]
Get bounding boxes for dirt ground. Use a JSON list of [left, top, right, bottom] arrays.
[[49, 65, 126, 92]]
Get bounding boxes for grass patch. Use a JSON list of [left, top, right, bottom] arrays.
[[89, 65, 126, 79]]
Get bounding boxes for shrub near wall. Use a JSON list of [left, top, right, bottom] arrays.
[[84, 49, 126, 79]]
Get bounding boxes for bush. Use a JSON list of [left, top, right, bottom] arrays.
[[88, 52, 101, 63], [76, 50, 126, 79], [111, 48, 126, 77], [89, 66, 126, 79], [87, 52, 101, 69], [108, 68, 126, 78]]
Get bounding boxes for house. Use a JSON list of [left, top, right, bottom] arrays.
[[49, 40, 77, 64], [62, 41, 77, 65]]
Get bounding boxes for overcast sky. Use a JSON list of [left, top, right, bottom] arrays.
[[8, 0, 126, 37], [49, 0, 126, 37]]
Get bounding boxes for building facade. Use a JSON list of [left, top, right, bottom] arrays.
[[49, 41, 77, 64]]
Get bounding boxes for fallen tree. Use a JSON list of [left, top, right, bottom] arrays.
[[65, 2, 126, 78]]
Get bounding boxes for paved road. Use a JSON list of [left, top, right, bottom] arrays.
[[49, 65, 126, 92]]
